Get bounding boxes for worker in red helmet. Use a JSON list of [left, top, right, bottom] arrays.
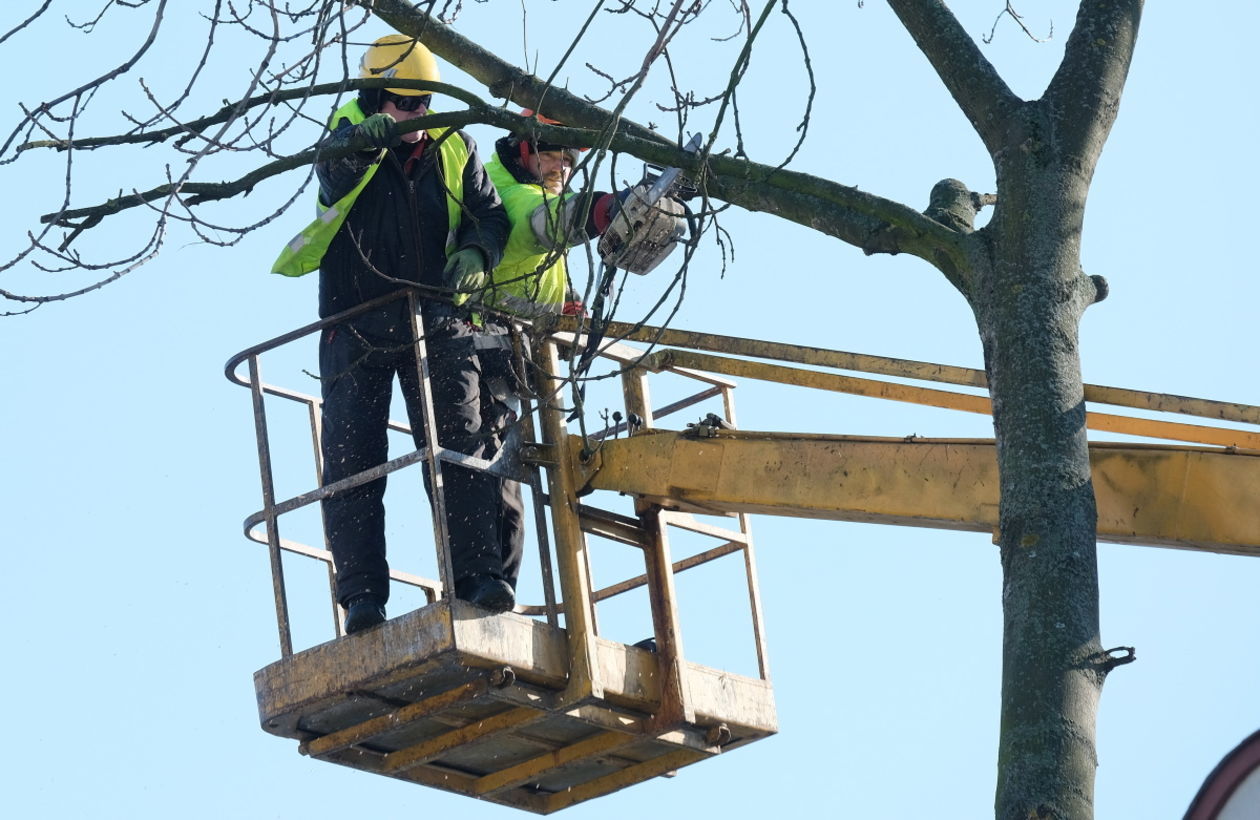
[[472, 109, 675, 589], [478, 108, 623, 318], [272, 36, 516, 631]]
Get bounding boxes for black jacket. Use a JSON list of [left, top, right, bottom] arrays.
[[315, 121, 509, 334]]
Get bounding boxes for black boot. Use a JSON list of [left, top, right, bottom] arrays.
[[455, 576, 515, 613], [343, 594, 386, 634]]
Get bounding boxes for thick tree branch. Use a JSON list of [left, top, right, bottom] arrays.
[[885, 0, 1021, 155], [358, 0, 665, 144], [359, 0, 970, 276], [42, 102, 968, 284], [1044, 0, 1143, 164], [29, 1, 978, 291], [704, 156, 966, 268]]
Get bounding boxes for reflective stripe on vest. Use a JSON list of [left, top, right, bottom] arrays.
[[271, 100, 470, 277]]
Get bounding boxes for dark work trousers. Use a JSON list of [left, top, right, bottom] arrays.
[[477, 326, 528, 593], [318, 305, 503, 607], [497, 467, 526, 591]]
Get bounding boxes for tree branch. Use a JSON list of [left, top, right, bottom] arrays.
[[36, 105, 516, 228], [1043, 0, 1143, 164], [359, 0, 969, 274], [17, 78, 489, 154], [0, 0, 53, 47], [0, 0, 171, 159], [26, 1, 976, 290], [357, 0, 664, 142], [884, 0, 1021, 155]]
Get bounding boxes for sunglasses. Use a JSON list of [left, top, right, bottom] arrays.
[[384, 93, 431, 113]]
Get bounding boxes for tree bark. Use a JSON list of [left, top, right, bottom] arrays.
[[886, 1, 1144, 815]]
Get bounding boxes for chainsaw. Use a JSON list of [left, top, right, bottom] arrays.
[[596, 132, 700, 275]]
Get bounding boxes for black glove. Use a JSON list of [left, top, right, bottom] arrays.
[[357, 112, 398, 149], [443, 248, 489, 303]]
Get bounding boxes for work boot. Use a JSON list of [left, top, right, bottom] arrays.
[[343, 594, 386, 634], [455, 576, 515, 613]]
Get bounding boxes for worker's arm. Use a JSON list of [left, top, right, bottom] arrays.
[[314, 114, 395, 206], [451, 131, 510, 272], [526, 189, 626, 250]]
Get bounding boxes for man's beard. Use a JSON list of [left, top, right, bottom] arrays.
[[541, 172, 565, 194]]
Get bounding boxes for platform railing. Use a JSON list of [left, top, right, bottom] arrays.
[[229, 297, 1260, 677], [225, 296, 766, 668]]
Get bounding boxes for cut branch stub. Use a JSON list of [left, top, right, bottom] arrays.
[[924, 178, 993, 234]]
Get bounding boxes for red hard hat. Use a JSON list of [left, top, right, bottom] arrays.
[[518, 109, 589, 152], [520, 108, 563, 126]]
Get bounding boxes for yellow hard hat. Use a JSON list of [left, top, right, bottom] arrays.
[[359, 35, 439, 96]]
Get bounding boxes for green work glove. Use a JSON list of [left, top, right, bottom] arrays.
[[357, 112, 398, 149], [443, 248, 489, 298]]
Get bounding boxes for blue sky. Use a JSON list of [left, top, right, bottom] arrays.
[[3, 3, 1257, 818]]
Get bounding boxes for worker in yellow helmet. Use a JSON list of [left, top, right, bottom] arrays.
[[272, 35, 516, 632]]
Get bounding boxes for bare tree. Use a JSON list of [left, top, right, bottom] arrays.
[[1, 1, 1146, 816]]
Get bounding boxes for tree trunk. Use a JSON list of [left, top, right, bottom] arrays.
[[979, 108, 1110, 819], [884, 2, 1144, 813]]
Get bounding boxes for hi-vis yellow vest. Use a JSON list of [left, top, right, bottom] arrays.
[[271, 100, 469, 277], [482, 154, 569, 316]]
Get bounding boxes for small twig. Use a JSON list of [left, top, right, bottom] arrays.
[[983, 2, 1053, 45]]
